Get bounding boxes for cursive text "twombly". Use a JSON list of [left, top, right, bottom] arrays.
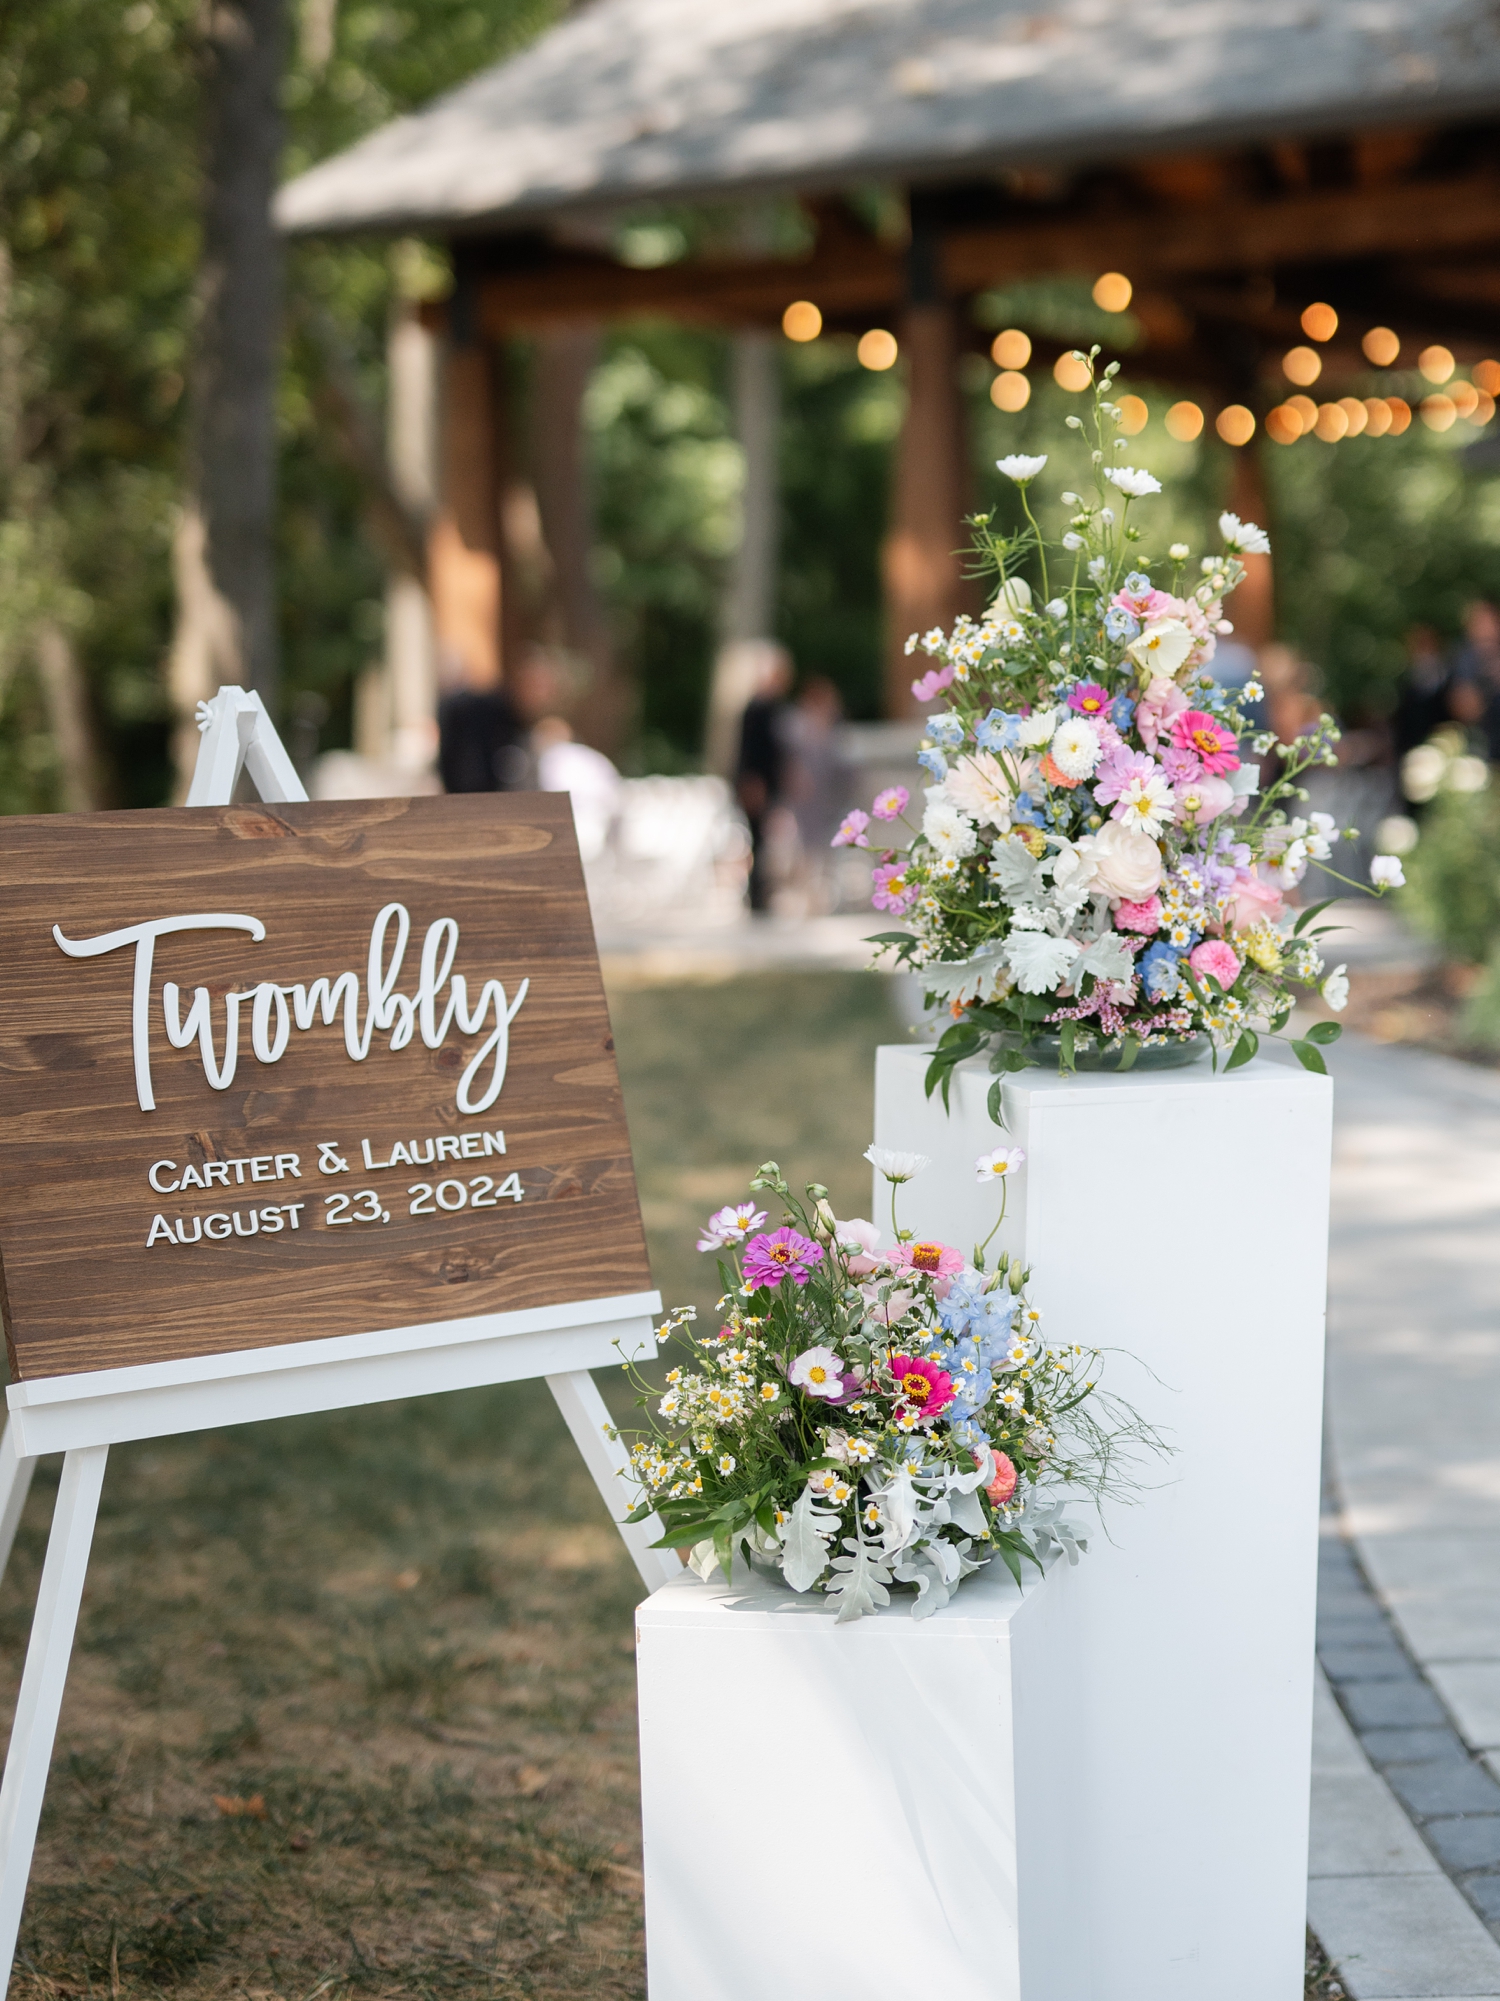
[[51, 903, 528, 1116]]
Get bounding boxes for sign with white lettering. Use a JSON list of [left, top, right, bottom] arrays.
[[0, 793, 650, 1381]]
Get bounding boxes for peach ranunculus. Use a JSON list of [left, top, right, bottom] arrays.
[[944, 751, 1015, 829], [1075, 820, 1163, 903], [1228, 871, 1285, 933]]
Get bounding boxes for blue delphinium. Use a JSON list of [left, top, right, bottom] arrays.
[[1103, 604, 1139, 643], [1123, 570, 1152, 593], [1110, 694, 1136, 733], [1139, 940, 1183, 1001], [925, 712, 965, 752], [917, 746, 948, 782], [974, 708, 1024, 754]]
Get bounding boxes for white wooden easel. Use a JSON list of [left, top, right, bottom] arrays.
[[0, 686, 673, 1984]]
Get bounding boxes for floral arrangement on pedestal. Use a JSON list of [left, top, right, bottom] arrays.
[[833, 357, 1401, 1099], [616, 1150, 1152, 1623]]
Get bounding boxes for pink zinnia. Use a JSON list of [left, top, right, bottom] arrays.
[[832, 808, 870, 848], [1170, 710, 1240, 775], [871, 785, 909, 821], [1114, 895, 1162, 935], [871, 862, 916, 915], [911, 663, 956, 702], [1189, 940, 1242, 989], [888, 1353, 955, 1418], [742, 1227, 824, 1289], [1068, 681, 1111, 719], [889, 1239, 965, 1281], [1092, 747, 1159, 805]]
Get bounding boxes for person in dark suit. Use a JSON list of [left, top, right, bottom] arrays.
[[437, 686, 529, 793]]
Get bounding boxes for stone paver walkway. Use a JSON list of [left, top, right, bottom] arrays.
[[1319, 1033, 1500, 1997]]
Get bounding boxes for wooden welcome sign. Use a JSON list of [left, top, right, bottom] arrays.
[[0, 691, 670, 1985], [0, 791, 650, 1381]]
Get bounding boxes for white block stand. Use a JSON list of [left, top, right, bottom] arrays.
[[874, 1043, 1332, 2001], [636, 1557, 1084, 2001]]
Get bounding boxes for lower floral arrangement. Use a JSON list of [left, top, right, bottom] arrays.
[[617, 1146, 1157, 1622]]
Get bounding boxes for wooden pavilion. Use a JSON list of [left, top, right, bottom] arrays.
[[277, 0, 1500, 754]]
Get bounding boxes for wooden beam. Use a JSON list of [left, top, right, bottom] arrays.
[[429, 340, 502, 690]]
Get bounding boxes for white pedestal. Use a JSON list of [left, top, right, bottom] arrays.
[[874, 1044, 1332, 2000], [636, 1560, 1082, 2001]]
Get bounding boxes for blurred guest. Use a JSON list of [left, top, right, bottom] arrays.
[[735, 645, 793, 912], [1258, 643, 1324, 747], [534, 715, 621, 864], [1206, 635, 1266, 732], [437, 685, 528, 792], [1449, 600, 1500, 758], [783, 677, 847, 853], [1392, 623, 1450, 759]]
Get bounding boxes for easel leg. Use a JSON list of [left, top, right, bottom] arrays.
[[0, 1426, 37, 1586], [0, 1444, 107, 1986], [546, 1371, 678, 1591]]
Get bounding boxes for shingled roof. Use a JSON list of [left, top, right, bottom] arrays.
[[276, 0, 1500, 238]]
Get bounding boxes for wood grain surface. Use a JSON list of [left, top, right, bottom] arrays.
[[0, 794, 651, 1380]]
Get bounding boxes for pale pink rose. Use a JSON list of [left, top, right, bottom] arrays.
[[1172, 775, 1235, 825], [1228, 871, 1285, 932], [1135, 676, 1189, 752], [1076, 820, 1163, 903]]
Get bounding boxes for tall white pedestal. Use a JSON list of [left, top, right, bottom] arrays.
[[874, 1044, 1332, 2000], [636, 1560, 1082, 2001]]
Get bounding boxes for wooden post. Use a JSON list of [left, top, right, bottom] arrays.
[[429, 314, 502, 691], [1228, 443, 1275, 648], [882, 300, 970, 717], [706, 329, 782, 776]]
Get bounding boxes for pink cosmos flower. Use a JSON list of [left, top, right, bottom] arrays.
[[982, 1449, 1018, 1505], [871, 862, 916, 915], [911, 663, 955, 702], [1113, 585, 1179, 623], [1068, 681, 1111, 719], [1189, 939, 1242, 989], [832, 808, 870, 848], [1172, 775, 1235, 825], [1092, 747, 1159, 806], [1114, 895, 1163, 935], [1228, 871, 1285, 932], [697, 1202, 768, 1252], [1159, 745, 1201, 786], [888, 1354, 955, 1419], [1170, 710, 1240, 775], [742, 1227, 825, 1289], [871, 785, 909, 821]]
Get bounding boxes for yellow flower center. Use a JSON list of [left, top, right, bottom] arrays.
[[1191, 728, 1220, 756], [902, 1372, 931, 1400], [909, 1242, 944, 1272], [807, 1365, 830, 1385]]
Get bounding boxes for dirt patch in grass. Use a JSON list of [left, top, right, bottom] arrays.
[[2, 970, 903, 1999]]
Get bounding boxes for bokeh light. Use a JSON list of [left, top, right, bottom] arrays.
[[990, 328, 1032, 369], [1283, 346, 1322, 386], [990, 370, 1031, 412], [1419, 345, 1456, 384], [1301, 302, 1339, 342], [1362, 398, 1393, 437], [1420, 393, 1457, 431], [1476, 359, 1500, 396], [1362, 327, 1400, 367], [1053, 352, 1093, 392], [1337, 396, 1368, 437], [1115, 393, 1148, 435], [1286, 394, 1319, 429], [1092, 272, 1133, 312], [1215, 404, 1256, 446], [1266, 405, 1303, 445], [1314, 403, 1349, 442], [1386, 397, 1413, 434], [781, 300, 822, 342], [857, 329, 898, 371], [1164, 401, 1204, 441]]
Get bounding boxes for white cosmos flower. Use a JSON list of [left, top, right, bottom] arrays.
[[1322, 964, 1349, 1012], [1169, 541, 1191, 560], [1049, 716, 1102, 780], [1307, 810, 1337, 860], [976, 1147, 1026, 1182], [1045, 597, 1068, 619], [1127, 618, 1193, 676], [1017, 706, 1058, 750], [1106, 466, 1162, 498], [996, 454, 1047, 482], [1112, 773, 1176, 838], [922, 799, 979, 858], [1002, 930, 1081, 994], [1062, 531, 1084, 551], [789, 1347, 847, 1399], [1371, 854, 1405, 888], [865, 1146, 931, 1183], [991, 576, 1032, 615], [1218, 511, 1271, 554], [945, 751, 1014, 829]]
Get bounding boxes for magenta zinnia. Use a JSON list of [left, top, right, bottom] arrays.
[[887, 1354, 955, 1417], [742, 1227, 824, 1289]]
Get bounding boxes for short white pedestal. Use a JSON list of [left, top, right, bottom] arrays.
[[636, 1560, 1081, 2001], [874, 1044, 1332, 2001]]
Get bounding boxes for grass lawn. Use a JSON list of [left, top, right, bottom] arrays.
[[1, 970, 901, 1999]]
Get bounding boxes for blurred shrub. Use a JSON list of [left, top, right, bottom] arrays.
[[1401, 779, 1500, 964]]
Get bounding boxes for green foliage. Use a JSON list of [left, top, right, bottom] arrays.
[[1400, 785, 1500, 963]]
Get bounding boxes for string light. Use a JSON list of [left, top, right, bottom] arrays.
[[1115, 394, 1148, 435], [857, 329, 898, 370], [1301, 302, 1338, 341], [1362, 327, 1400, 367], [1092, 272, 1133, 312], [1418, 345, 1455, 384], [781, 300, 822, 342], [1164, 401, 1204, 441], [990, 371, 1031, 411], [1054, 353, 1092, 391], [1215, 405, 1256, 446], [991, 328, 1031, 369], [1283, 346, 1322, 386]]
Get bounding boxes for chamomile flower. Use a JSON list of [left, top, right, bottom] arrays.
[[717, 1454, 736, 1476]]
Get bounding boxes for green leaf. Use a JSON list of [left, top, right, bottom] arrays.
[[1116, 1034, 1141, 1072], [1304, 1020, 1342, 1045], [1290, 1038, 1328, 1075], [1059, 1018, 1077, 1073], [1293, 898, 1337, 937], [987, 1078, 1005, 1129], [865, 931, 917, 946], [1225, 1027, 1259, 1071]]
